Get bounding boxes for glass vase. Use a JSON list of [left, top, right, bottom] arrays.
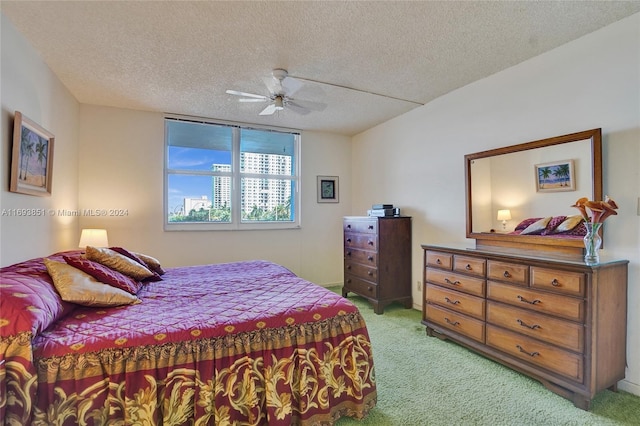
[[583, 222, 602, 265]]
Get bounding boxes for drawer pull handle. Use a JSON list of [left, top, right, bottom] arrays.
[[367, 286, 373, 292], [347, 279, 352, 283], [444, 278, 461, 285], [347, 224, 351, 229], [368, 240, 374, 245], [436, 259, 442, 265], [444, 297, 460, 305], [516, 345, 539, 357], [346, 238, 352, 243], [367, 256, 374, 261], [465, 264, 472, 270], [368, 225, 374, 230], [551, 278, 560, 287], [517, 295, 541, 305], [503, 271, 512, 278], [346, 251, 352, 257], [444, 318, 460, 326], [367, 271, 373, 276], [517, 319, 541, 330], [346, 265, 351, 270]]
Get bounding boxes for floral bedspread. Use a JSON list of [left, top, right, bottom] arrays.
[[1, 258, 376, 425]]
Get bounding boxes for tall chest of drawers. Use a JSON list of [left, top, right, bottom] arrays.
[[422, 244, 628, 410], [342, 216, 412, 314]]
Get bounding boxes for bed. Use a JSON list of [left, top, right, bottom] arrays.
[[0, 249, 376, 425], [508, 215, 587, 238]]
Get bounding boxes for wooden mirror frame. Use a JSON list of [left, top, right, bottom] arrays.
[[465, 129, 602, 256]]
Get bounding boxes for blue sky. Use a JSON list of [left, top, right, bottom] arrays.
[[167, 147, 230, 213]]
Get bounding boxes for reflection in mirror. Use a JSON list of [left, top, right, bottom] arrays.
[[470, 140, 592, 233], [465, 129, 602, 253]]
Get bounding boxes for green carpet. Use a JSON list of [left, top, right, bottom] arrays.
[[330, 288, 640, 426]]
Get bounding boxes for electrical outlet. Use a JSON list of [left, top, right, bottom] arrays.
[[416, 280, 422, 291]]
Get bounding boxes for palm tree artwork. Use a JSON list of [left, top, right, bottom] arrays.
[[536, 160, 574, 191], [19, 126, 48, 187]]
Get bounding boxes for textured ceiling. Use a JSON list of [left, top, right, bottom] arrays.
[[2, 1, 639, 136]]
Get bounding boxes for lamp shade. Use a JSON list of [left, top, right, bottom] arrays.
[[497, 210, 512, 221], [79, 228, 109, 248]]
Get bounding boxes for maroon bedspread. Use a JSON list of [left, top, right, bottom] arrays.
[[1, 258, 376, 425]]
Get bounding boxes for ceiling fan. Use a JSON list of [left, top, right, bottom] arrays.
[[226, 69, 327, 116]]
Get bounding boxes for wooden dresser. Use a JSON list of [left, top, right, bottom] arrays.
[[342, 216, 412, 314], [421, 244, 628, 409]]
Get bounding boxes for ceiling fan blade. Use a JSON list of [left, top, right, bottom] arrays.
[[239, 98, 267, 103], [259, 104, 277, 116], [262, 76, 282, 94], [288, 99, 327, 112], [281, 76, 303, 96], [226, 89, 267, 100]]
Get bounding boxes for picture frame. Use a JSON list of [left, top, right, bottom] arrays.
[[10, 111, 55, 196], [317, 176, 339, 203], [535, 159, 575, 192]]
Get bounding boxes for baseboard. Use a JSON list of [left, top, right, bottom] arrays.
[[618, 379, 640, 396]]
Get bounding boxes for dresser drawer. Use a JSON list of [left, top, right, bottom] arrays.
[[344, 233, 377, 251], [344, 261, 377, 281], [426, 251, 453, 270], [487, 325, 583, 382], [454, 255, 486, 277], [487, 301, 583, 353], [531, 267, 585, 297], [488, 261, 528, 286], [487, 281, 584, 322], [426, 304, 485, 343], [344, 248, 377, 266], [426, 268, 485, 297], [426, 284, 485, 320], [344, 274, 378, 298], [344, 219, 377, 234]]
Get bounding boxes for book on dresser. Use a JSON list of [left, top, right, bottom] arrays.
[[342, 216, 412, 314], [421, 243, 628, 410]]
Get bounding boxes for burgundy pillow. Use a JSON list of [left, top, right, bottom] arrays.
[[110, 247, 162, 281], [64, 256, 143, 295], [541, 215, 567, 235], [515, 217, 542, 232]]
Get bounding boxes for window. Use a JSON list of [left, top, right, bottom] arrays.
[[165, 117, 300, 230]]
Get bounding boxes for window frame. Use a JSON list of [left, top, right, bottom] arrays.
[[164, 115, 301, 231]]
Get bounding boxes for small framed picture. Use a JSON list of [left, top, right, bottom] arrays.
[[10, 111, 55, 197], [317, 176, 339, 203], [535, 159, 575, 192]]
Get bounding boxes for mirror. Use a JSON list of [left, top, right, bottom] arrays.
[[465, 129, 602, 253]]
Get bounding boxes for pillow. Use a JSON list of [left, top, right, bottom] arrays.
[[44, 259, 141, 307], [110, 247, 162, 281], [515, 217, 542, 232], [85, 246, 156, 281], [520, 217, 552, 235], [64, 256, 143, 295], [553, 215, 584, 233], [541, 215, 567, 235], [133, 252, 166, 276]]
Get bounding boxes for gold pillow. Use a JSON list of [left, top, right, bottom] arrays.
[[555, 215, 584, 233], [520, 217, 552, 235], [134, 251, 165, 275], [85, 246, 155, 281], [44, 259, 141, 307]]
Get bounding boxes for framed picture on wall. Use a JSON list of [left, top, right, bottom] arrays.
[[535, 159, 575, 192], [10, 111, 55, 196], [317, 176, 339, 203]]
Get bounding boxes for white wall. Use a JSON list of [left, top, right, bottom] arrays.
[[0, 14, 80, 266], [77, 105, 352, 285], [352, 13, 640, 395]]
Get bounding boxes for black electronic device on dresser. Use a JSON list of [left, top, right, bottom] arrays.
[[342, 216, 412, 314]]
